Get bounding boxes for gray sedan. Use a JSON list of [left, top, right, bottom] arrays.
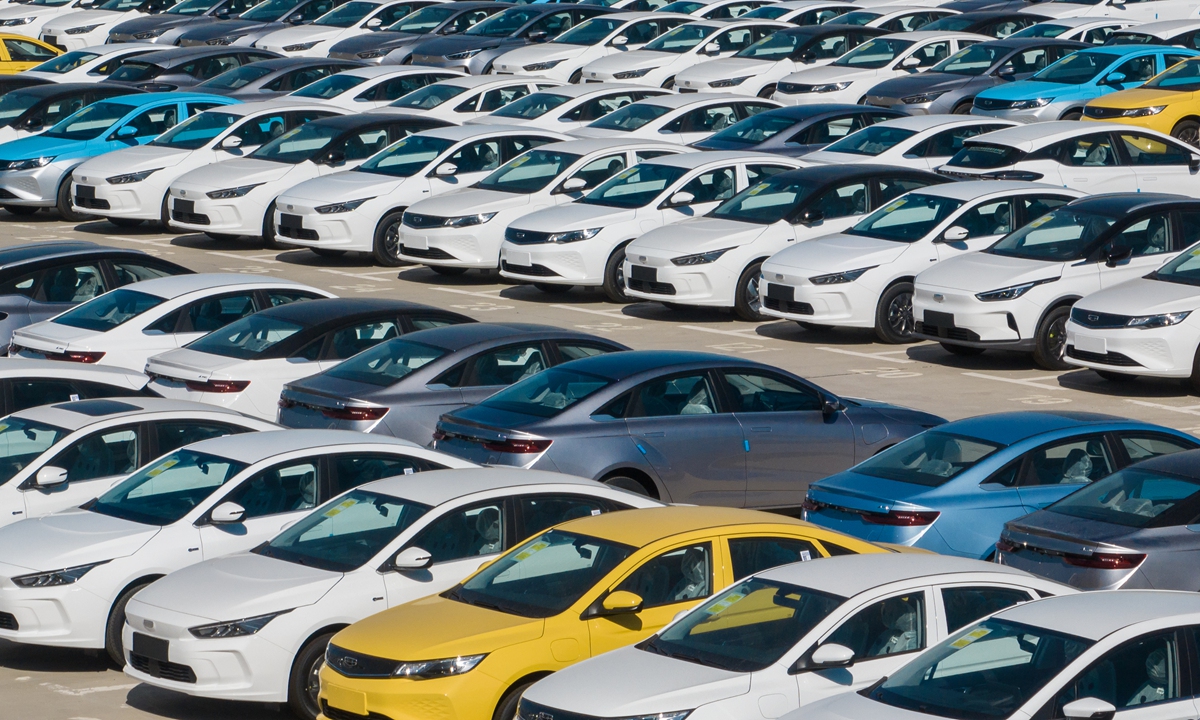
[[432, 350, 946, 509], [278, 323, 629, 442], [998, 447, 1200, 591]]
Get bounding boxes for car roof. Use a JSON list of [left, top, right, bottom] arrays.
[[558, 349, 758, 380], [906, 179, 1069, 200], [122, 272, 311, 300], [977, 36, 1088, 50], [1117, 19, 1200, 35], [966, 120, 1142, 150], [226, 57, 365, 73], [360, 467, 604, 506], [309, 112, 441, 132], [535, 137, 681, 155], [17, 397, 251, 431], [938, 410, 1132, 445], [752, 104, 901, 122], [9, 83, 135, 99], [769, 0, 855, 8], [0, 358, 146, 381], [217, 100, 340, 116], [0, 241, 163, 270], [184, 428, 421, 464], [435, 74, 545, 89], [948, 10, 1043, 21], [643, 149, 793, 168], [72, 42, 160, 56], [405, 322, 609, 351], [123, 46, 278, 67], [995, 590, 1200, 641], [758, 553, 1039, 595], [1032, 16, 1117, 27], [871, 114, 1012, 132], [1065, 192, 1199, 217], [1068, 43, 1178, 56], [1128, 447, 1200, 479], [769, 163, 939, 187], [418, 123, 565, 141], [256, 297, 446, 327], [880, 30, 989, 41], [780, 23, 883, 36], [531, 82, 669, 99], [605, 10, 693, 20], [341, 65, 455, 79], [634, 93, 769, 112], [555, 505, 812, 547], [98, 92, 235, 108]]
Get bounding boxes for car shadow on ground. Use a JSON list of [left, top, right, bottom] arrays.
[[125, 683, 286, 719], [0, 210, 66, 225], [0, 638, 110, 674], [1058, 370, 1193, 399]]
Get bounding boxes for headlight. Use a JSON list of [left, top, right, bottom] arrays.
[[523, 59, 562, 71], [133, 28, 164, 38], [283, 40, 319, 51], [901, 90, 946, 104], [547, 227, 601, 243], [315, 197, 376, 214], [65, 23, 102, 34], [206, 183, 262, 199], [810, 81, 852, 93], [1, 17, 36, 26], [601, 712, 693, 720], [393, 654, 486, 679], [672, 247, 735, 266], [975, 277, 1057, 302], [106, 168, 160, 184], [446, 212, 496, 227], [206, 35, 239, 45], [2, 156, 55, 171], [357, 49, 384, 58], [446, 48, 482, 60], [709, 75, 751, 88], [12, 561, 108, 587], [613, 67, 652, 79], [809, 266, 876, 285], [1127, 311, 1190, 328], [1010, 97, 1052, 110], [189, 610, 290, 638], [1122, 105, 1166, 117]]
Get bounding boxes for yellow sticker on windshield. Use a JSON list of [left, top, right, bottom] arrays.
[[616, 168, 637, 181], [705, 591, 746, 614], [883, 200, 906, 213], [514, 540, 550, 561], [323, 498, 359, 518], [508, 155, 531, 167], [0, 425, 9, 434], [748, 183, 768, 196], [1030, 214, 1052, 228], [950, 627, 992, 649], [1191, 247, 1200, 257], [146, 458, 178, 477]]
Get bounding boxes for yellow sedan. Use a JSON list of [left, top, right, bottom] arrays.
[[1084, 56, 1200, 145], [0, 34, 60, 74], [318, 506, 905, 720]]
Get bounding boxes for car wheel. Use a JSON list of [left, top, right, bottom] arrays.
[[108, 217, 143, 228], [3, 205, 37, 216], [941, 342, 985, 356], [262, 202, 282, 249], [1060, 110, 1082, 121], [205, 232, 239, 241], [372, 210, 406, 267], [603, 474, 655, 497], [602, 245, 630, 303], [1189, 347, 1200, 394], [661, 76, 675, 90], [494, 680, 536, 720], [430, 266, 468, 276], [734, 261, 766, 322], [312, 248, 345, 258], [757, 84, 776, 99], [796, 321, 832, 331], [56, 180, 92, 223], [952, 101, 974, 115], [1173, 119, 1200, 147], [569, 69, 582, 84], [533, 282, 572, 293], [106, 581, 152, 667], [1033, 305, 1072, 370], [1095, 370, 1136, 382], [874, 282, 916, 344], [287, 631, 334, 720], [159, 192, 174, 231]]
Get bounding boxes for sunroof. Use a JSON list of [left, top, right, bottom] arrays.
[[52, 399, 141, 416]]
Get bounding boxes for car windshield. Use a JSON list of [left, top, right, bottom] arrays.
[[869, 618, 1093, 720], [168, 0, 219, 15], [946, 142, 1025, 169], [89, 450, 248, 526], [29, 50, 100, 74], [852, 431, 1004, 486], [357, 134, 453, 177], [834, 37, 913, 69], [42, 101, 129, 140], [199, 65, 274, 90], [581, 162, 687, 208], [325, 337, 448, 386], [1151, 244, 1200, 287], [645, 23, 717, 53], [743, 5, 790, 19], [1011, 22, 1068, 38], [291, 73, 367, 98], [1033, 50, 1110, 84], [823, 125, 916, 156], [0, 418, 68, 487], [847, 194, 965, 243], [1049, 0, 1105, 5], [466, 7, 541, 37], [251, 123, 342, 164], [1048, 467, 1200, 529], [644, 578, 845, 672], [478, 367, 612, 419], [588, 102, 670, 131], [389, 83, 466, 109], [241, 0, 293, 20], [737, 31, 805, 60], [987, 209, 1115, 261], [186, 314, 305, 359], [316, 0, 377, 27], [254, 489, 432, 571], [933, 44, 1003, 76], [489, 91, 571, 119], [554, 16, 622, 45], [391, 4, 455, 31], [0, 91, 43, 124], [1144, 58, 1200, 91], [53, 289, 165, 332], [476, 149, 581, 194], [152, 109, 240, 149], [660, 0, 704, 12], [710, 177, 814, 225], [834, 10, 881, 25], [99, 0, 152, 9], [448, 529, 635, 617], [706, 112, 795, 145]]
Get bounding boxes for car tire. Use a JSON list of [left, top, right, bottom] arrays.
[[494, 680, 536, 720], [262, 202, 282, 249], [105, 581, 152, 667], [312, 248, 345, 258], [373, 210, 405, 267], [603, 474, 654, 497], [569, 69, 582, 84], [941, 342, 984, 356], [602, 245, 630, 303], [796, 321, 832, 331], [287, 631, 334, 720], [159, 192, 174, 231], [874, 282, 916, 344], [1096, 370, 1136, 382], [952, 101, 974, 115], [430, 266, 468, 276], [533, 282, 571, 293], [3, 205, 37, 216], [1060, 110, 1082, 121], [56, 180, 92, 223], [108, 217, 143, 228], [1033, 305, 1072, 370], [1173, 119, 1200, 147], [661, 76, 675, 90], [734, 261, 766, 322], [205, 232, 239, 241], [758, 84, 776, 99]]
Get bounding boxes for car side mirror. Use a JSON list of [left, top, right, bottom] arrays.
[[366, 16, 382, 28], [210, 501, 246, 524], [799, 208, 824, 225], [900, 55, 922, 69], [610, 34, 628, 46], [286, 12, 303, 23], [703, 41, 721, 55], [221, 135, 243, 149], [393, 546, 433, 571], [1105, 243, 1133, 267], [35, 466, 68, 488], [22, 116, 44, 131], [941, 225, 969, 242], [666, 190, 694, 207], [442, 25, 459, 34], [1109, 0, 1125, 6], [558, 176, 588, 193], [434, 162, 458, 177], [800, 51, 817, 63], [822, 397, 842, 417], [1062, 698, 1116, 720], [599, 590, 643, 615], [1104, 71, 1126, 85], [810, 643, 856, 668], [324, 149, 346, 166], [1190, 153, 1200, 171], [117, 125, 138, 139], [528, 29, 548, 41]]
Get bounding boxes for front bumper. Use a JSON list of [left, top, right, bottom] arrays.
[[912, 284, 1034, 350], [397, 223, 505, 269], [42, 29, 107, 52], [273, 199, 377, 253], [1064, 319, 1193, 378], [318, 661, 504, 720], [758, 275, 877, 328], [71, 175, 168, 221], [167, 183, 271, 236], [497, 237, 611, 286], [0, 161, 73, 207], [0, 563, 110, 649], [409, 51, 491, 76], [771, 86, 859, 107], [620, 254, 736, 307]]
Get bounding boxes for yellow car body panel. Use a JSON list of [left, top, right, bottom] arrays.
[[0, 35, 61, 74], [1083, 82, 1198, 134]]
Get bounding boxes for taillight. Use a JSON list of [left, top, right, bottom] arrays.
[[278, 397, 297, 409], [61, 350, 105, 364], [321, 405, 388, 421], [185, 379, 250, 393], [1063, 552, 1146, 570], [995, 538, 1019, 554], [481, 438, 552, 454], [431, 430, 447, 441], [860, 509, 940, 526]]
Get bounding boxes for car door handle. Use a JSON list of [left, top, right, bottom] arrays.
[[750, 426, 771, 432], [639, 431, 664, 437]]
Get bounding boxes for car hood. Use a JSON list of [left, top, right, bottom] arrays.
[[112, 14, 197, 33], [415, 35, 505, 56], [1074, 276, 1200, 316], [586, 49, 677, 74], [259, 24, 344, 45], [0, 3, 69, 18], [871, 72, 972, 97], [787, 688, 919, 720], [12, 319, 102, 349], [1090, 86, 1190, 108], [176, 157, 294, 188], [979, 78, 1080, 101], [78, 144, 193, 176], [496, 43, 586, 67], [145, 347, 250, 381], [764, 233, 908, 273], [525, 645, 751, 715], [0, 509, 159, 573], [511, 202, 637, 232], [786, 63, 881, 84], [133, 552, 341, 622], [281, 169, 406, 202], [0, 133, 94, 160], [331, 593, 546, 660], [632, 217, 768, 254], [45, 9, 132, 28], [183, 18, 269, 37], [331, 30, 424, 53], [917, 251, 1061, 292], [410, 188, 526, 216], [679, 57, 780, 83]]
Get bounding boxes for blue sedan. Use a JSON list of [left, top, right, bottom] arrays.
[[0, 92, 239, 222], [801, 411, 1199, 559]]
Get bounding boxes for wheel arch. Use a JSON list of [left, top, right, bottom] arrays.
[[1037, 295, 1081, 330], [494, 671, 556, 720], [598, 466, 662, 500]]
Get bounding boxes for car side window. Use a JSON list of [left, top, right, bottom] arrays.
[[341, 128, 391, 161], [328, 320, 400, 360], [1119, 434, 1196, 463], [1113, 54, 1157, 83], [506, 135, 555, 160], [878, 176, 935, 204], [375, 3, 413, 26], [737, 102, 775, 119], [627, 374, 718, 417], [378, 74, 441, 102], [1023, 435, 1114, 486], [463, 343, 548, 387], [1112, 213, 1175, 257], [519, 494, 609, 538], [712, 27, 753, 52], [155, 421, 245, 456], [721, 371, 822, 412], [556, 342, 612, 361], [447, 139, 502, 173], [999, 48, 1049, 75], [5, 39, 56, 63], [39, 263, 106, 304], [810, 181, 869, 219], [266, 290, 322, 307], [1020, 195, 1072, 223], [410, 315, 460, 331], [51, 425, 139, 483], [677, 166, 736, 203], [809, 33, 850, 60], [232, 113, 287, 146], [826, 593, 926, 660], [1118, 132, 1193, 166], [110, 261, 173, 285], [1050, 630, 1182, 715], [728, 537, 820, 580], [1082, 26, 1116, 44], [615, 542, 712, 608], [41, 97, 86, 127], [529, 11, 574, 37], [330, 452, 444, 496], [954, 199, 1014, 238], [300, 0, 333, 20], [670, 104, 738, 134], [409, 501, 506, 564], [1178, 211, 1200, 250], [565, 93, 638, 122], [910, 41, 950, 66], [11, 379, 78, 412], [125, 105, 179, 138], [223, 459, 319, 518], [941, 586, 1032, 634], [635, 149, 677, 162], [178, 292, 257, 334], [568, 153, 625, 189], [800, 115, 857, 145], [0, 270, 39, 299], [745, 163, 794, 184], [1060, 134, 1118, 167], [1164, 53, 1193, 71]]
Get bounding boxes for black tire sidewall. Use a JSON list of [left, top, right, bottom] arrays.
[[373, 211, 405, 267], [494, 681, 535, 720], [57, 180, 90, 223], [602, 245, 630, 303], [288, 632, 335, 720], [604, 475, 651, 496], [106, 582, 150, 667], [1034, 305, 1072, 370], [734, 262, 765, 322], [875, 282, 915, 344]]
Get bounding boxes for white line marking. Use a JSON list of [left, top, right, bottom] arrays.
[[1125, 399, 1200, 416], [319, 268, 389, 282], [41, 683, 138, 697], [681, 324, 770, 339], [815, 346, 914, 364], [962, 372, 1064, 389], [552, 304, 628, 319], [205, 251, 281, 264], [433, 287, 505, 299]]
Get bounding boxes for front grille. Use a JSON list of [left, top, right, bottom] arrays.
[[865, 95, 896, 107], [678, 88, 698, 93], [1070, 307, 1129, 329], [400, 245, 454, 260], [505, 228, 552, 245], [1066, 346, 1141, 367], [277, 225, 318, 241], [325, 644, 398, 679], [0, 189, 16, 199], [171, 210, 209, 225], [973, 97, 1015, 111], [763, 296, 814, 315], [1083, 105, 1125, 119], [501, 260, 558, 277], [402, 212, 446, 229], [627, 277, 676, 295], [75, 196, 110, 210], [129, 653, 197, 684], [915, 321, 980, 342], [0, 611, 17, 630], [321, 700, 392, 720], [776, 81, 815, 94]]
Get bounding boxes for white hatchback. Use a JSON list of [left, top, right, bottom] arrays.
[[274, 65, 464, 112], [570, 93, 781, 144], [800, 115, 1018, 170], [467, 84, 673, 132], [254, 0, 435, 57], [371, 75, 564, 123]]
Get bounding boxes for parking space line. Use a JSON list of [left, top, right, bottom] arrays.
[[553, 304, 629, 319], [962, 372, 1064, 390], [41, 682, 138, 697], [681, 324, 772, 339], [320, 268, 389, 282], [1125, 399, 1200, 416], [816, 346, 914, 364], [434, 287, 506, 299], [206, 251, 281, 264]]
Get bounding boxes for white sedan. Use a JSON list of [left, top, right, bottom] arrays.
[[122, 468, 661, 720], [1009, 16, 1137, 45], [738, 0, 856, 26], [570, 93, 781, 144], [800, 116, 1017, 170], [272, 125, 571, 266], [396, 138, 686, 275], [1022, 0, 1200, 23], [467, 83, 673, 132], [0, 429, 473, 667], [69, 102, 346, 228], [19, 42, 159, 83], [40, 0, 159, 51], [580, 18, 790, 89], [771, 31, 987, 105], [275, 65, 464, 112], [371, 75, 563, 123], [0, 0, 99, 41], [0, 396, 278, 531], [254, 0, 433, 57], [490, 12, 693, 83], [10, 273, 332, 372], [760, 181, 1083, 342], [523, 555, 1069, 720], [499, 150, 802, 301]]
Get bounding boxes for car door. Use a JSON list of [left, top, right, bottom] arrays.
[[25, 261, 109, 325], [315, 316, 402, 371], [621, 371, 746, 506], [937, 585, 1037, 638], [107, 258, 177, 286], [1015, 433, 1117, 513], [660, 163, 740, 222], [1097, 208, 1181, 288], [1051, 132, 1133, 192], [199, 455, 323, 559], [428, 136, 506, 194], [22, 422, 143, 520], [1116, 130, 1200, 196], [936, 196, 1018, 262], [1114, 432, 1199, 466], [149, 290, 261, 350]]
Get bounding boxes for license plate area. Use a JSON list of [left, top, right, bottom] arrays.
[[1075, 334, 1106, 354], [173, 199, 194, 214], [132, 632, 169, 662], [631, 265, 656, 282], [76, 185, 95, 199], [280, 213, 303, 229], [767, 283, 793, 302], [923, 310, 955, 328]]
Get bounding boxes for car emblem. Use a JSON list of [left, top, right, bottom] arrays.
[[180, 190, 186, 196], [287, 205, 293, 211], [143, 620, 154, 631], [933, 294, 944, 303], [1088, 314, 1099, 322], [639, 256, 646, 262], [775, 273, 783, 281], [81, 177, 88, 182], [340, 656, 358, 669]]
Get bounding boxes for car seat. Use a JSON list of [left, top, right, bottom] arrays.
[[869, 598, 920, 656], [671, 547, 709, 600], [475, 507, 502, 554], [680, 382, 714, 415], [1082, 142, 1111, 166], [1128, 648, 1170, 706], [991, 203, 1012, 235], [713, 170, 735, 200], [1060, 448, 1093, 483], [43, 267, 79, 303]]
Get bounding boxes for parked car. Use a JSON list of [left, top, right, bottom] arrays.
[[467, 84, 673, 132], [1008, 15, 1133, 44], [20, 43, 160, 83], [106, 0, 262, 44], [0, 32, 60, 70], [1082, 56, 1200, 145], [173, 0, 351, 47], [0, 359, 152, 415], [800, 115, 1017, 169], [193, 56, 364, 99], [921, 10, 1047, 38], [100, 45, 280, 90], [372, 75, 564, 123], [276, 64, 461, 111], [570, 93, 781, 143], [0, 82, 141, 144], [254, 0, 435, 57], [691, 103, 907, 155], [329, 0, 511, 64]]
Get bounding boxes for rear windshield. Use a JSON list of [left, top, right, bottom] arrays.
[[107, 61, 163, 83], [291, 73, 366, 99], [947, 142, 1025, 169], [326, 338, 448, 386], [30, 50, 100, 74], [186, 314, 305, 359], [852, 431, 1004, 486], [199, 65, 273, 90], [478, 367, 612, 419], [1048, 467, 1200, 528], [54, 289, 165, 332]]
